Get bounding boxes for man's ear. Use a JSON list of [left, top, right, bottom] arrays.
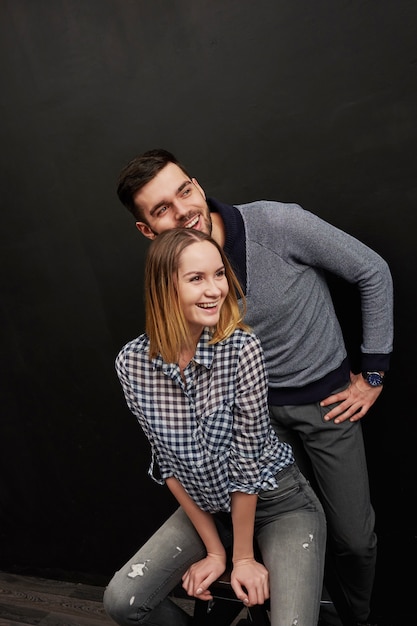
[[136, 221, 156, 240]]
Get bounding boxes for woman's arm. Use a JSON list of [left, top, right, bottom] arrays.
[[165, 476, 226, 600], [231, 491, 257, 562], [230, 491, 269, 607]]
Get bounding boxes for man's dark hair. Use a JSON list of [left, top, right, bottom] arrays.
[[117, 149, 191, 221]]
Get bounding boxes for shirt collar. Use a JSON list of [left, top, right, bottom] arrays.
[[152, 328, 216, 374]]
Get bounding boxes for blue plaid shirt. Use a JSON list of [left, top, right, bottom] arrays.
[[116, 328, 294, 513]]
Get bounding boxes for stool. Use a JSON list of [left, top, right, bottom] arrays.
[[193, 569, 271, 625]]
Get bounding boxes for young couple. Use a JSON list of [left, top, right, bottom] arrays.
[[104, 149, 393, 626]]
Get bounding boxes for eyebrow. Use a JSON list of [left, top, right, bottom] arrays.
[[149, 180, 193, 216], [182, 265, 225, 278]]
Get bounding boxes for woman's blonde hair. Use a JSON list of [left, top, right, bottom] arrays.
[[145, 228, 249, 362]]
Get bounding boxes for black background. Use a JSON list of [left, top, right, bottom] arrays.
[[1, 1, 416, 620]]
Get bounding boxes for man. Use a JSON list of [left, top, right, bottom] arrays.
[[116, 148, 394, 626]]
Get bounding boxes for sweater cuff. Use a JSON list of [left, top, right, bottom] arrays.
[[361, 353, 391, 373]]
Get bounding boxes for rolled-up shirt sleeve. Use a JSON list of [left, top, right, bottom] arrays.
[[228, 334, 292, 493]]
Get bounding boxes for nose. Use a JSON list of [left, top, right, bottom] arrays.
[[205, 278, 223, 296], [173, 200, 189, 220]]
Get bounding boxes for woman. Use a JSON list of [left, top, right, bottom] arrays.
[[104, 228, 326, 626]]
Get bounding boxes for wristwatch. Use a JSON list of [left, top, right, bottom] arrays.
[[362, 371, 385, 387]]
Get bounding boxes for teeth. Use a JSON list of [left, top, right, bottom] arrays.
[[198, 302, 217, 309], [185, 216, 199, 228]]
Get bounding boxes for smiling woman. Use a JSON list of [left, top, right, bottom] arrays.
[[103, 228, 326, 626]]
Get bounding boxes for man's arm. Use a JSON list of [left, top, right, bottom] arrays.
[[286, 206, 393, 421]]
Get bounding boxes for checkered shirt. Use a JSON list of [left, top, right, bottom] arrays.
[[115, 328, 294, 513]]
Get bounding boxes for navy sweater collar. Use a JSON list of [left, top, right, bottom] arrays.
[[207, 197, 247, 292]]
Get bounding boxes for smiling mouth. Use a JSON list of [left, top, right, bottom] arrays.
[[197, 301, 219, 309], [185, 215, 199, 229]]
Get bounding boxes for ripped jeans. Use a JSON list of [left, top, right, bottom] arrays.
[[103, 463, 326, 626]]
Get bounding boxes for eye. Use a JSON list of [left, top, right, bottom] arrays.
[[155, 205, 168, 217], [189, 274, 202, 282], [182, 185, 192, 197], [216, 269, 226, 278]]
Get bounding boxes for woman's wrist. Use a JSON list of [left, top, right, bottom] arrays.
[[206, 550, 227, 562], [232, 555, 255, 565]]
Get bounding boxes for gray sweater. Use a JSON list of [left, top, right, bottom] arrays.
[[211, 198, 393, 405]]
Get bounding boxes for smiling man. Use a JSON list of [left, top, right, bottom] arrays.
[[117, 152, 223, 244]]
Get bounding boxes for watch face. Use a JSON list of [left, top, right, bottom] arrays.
[[365, 372, 384, 386]]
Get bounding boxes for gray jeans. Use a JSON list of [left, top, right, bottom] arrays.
[[103, 463, 326, 626], [269, 397, 377, 625]]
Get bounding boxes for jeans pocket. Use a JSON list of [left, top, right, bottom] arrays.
[[257, 464, 300, 503]]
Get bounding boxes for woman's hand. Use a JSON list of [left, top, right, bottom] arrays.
[[231, 558, 270, 607], [182, 553, 226, 601]]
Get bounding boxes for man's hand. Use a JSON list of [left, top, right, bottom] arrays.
[[320, 372, 383, 423]]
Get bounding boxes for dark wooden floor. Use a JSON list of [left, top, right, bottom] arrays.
[[0, 570, 116, 625]]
